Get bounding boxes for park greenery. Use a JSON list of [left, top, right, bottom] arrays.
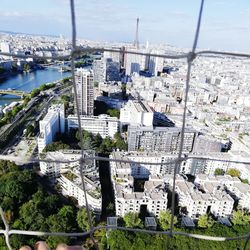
[[0, 160, 93, 249], [75, 130, 127, 153], [43, 141, 70, 152]]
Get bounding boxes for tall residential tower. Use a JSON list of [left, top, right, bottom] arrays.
[[74, 68, 94, 116]]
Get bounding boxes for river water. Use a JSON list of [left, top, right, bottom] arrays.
[[0, 67, 71, 106]]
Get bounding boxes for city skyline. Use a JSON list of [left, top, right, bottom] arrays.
[[0, 0, 250, 52]]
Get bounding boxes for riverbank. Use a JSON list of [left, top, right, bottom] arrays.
[[0, 67, 71, 106]]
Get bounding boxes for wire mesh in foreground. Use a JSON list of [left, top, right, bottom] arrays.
[[0, 0, 250, 249]]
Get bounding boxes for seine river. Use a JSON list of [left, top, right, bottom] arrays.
[[0, 68, 71, 106]]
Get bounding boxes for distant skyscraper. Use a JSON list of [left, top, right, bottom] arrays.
[[93, 58, 120, 82], [74, 68, 94, 116], [148, 50, 165, 76], [93, 58, 106, 83], [124, 47, 148, 75], [133, 17, 140, 50]]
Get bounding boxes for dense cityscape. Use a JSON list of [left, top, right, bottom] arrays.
[[0, 8, 250, 250]]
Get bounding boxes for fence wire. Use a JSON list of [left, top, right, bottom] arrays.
[[0, 0, 250, 249]]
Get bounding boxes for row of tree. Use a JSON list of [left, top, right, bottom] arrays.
[[30, 83, 56, 98]]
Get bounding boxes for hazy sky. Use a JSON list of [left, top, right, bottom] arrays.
[[1, 0, 250, 52]]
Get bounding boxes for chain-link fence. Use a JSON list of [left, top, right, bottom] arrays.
[[0, 0, 250, 249]]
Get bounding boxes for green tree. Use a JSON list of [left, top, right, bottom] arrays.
[[0, 160, 18, 176], [61, 95, 70, 102], [25, 124, 35, 137], [241, 179, 248, 184], [77, 207, 95, 231], [43, 141, 70, 152], [214, 168, 224, 176], [107, 109, 120, 118], [19, 200, 46, 231], [11, 105, 22, 117], [107, 230, 132, 250], [197, 214, 215, 229], [231, 210, 250, 226], [23, 95, 31, 106], [58, 205, 75, 226], [226, 168, 241, 178], [30, 88, 40, 98], [93, 133, 103, 148], [159, 210, 177, 230], [123, 212, 143, 228], [46, 214, 70, 248], [103, 137, 114, 151]]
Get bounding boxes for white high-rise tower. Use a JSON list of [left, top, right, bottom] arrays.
[[74, 68, 94, 116]]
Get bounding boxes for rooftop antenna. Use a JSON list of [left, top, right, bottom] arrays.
[[133, 17, 140, 50]]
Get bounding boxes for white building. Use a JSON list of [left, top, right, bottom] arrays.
[[39, 150, 102, 214], [171, 176, 234, 219], [93, 58, 106, 83], [110, 152, 168, 217], [0, 42, 11, 59], [148, 50, 165, 76], [74, 68, 94, 116], [195, 174, 250, 212], [120, 100, 154, 127], [124, 47, 148, 75], [38, 103, 65, 153], [67, 114, 120, 138]]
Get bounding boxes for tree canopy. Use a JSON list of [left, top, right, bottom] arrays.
[[123, 212, 143, 228], [226, 168, 241, 178], [197, 214, 215, 229], [159, 210, 177, 230], [214, 168, 224, 176], [231, 210, 250, 226], [77, 207, 95, 231], [43, 141, 70, 152]]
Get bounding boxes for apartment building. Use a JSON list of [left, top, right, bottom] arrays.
[[110, 152, 168, 217], [195, 174, 250, 212], [120, 100, 154, 127], [67, 114, 119, 138], [37, 103, 65, 153], [169, 176, 234, 219], [128, 126, 196, 153], [39, 150, 102, 214], [74, 68, 94, 116]]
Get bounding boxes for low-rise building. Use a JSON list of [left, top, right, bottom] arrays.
[[170, 176, 234, 219], [195, 174, 250, 212], [120, 100, 154, 127], [67, 114, 119, 138], [110, 152, 168, 217], [39, 150, 102, 214]]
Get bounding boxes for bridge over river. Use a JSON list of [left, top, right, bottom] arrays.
[[0, 89, 27, 97]]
